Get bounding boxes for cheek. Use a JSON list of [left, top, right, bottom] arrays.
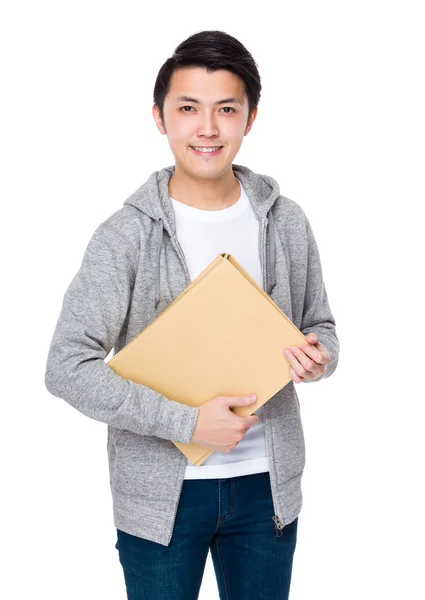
[[222, 119, 244, 135], [166, 119, 194, 143], [227, 121, 248, 144]]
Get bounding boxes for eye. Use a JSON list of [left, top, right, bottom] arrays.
[[179, 106, 236, 113]]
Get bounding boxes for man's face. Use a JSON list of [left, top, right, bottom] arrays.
[[153, 67, 257, 179]]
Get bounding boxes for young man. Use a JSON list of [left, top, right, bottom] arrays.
[[45, 30, 339, 600]]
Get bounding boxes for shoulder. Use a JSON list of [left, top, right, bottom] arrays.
[[97, 205, 154, 256], [273, 194, 305, 220], [272, 195, 308, 240], [103, 205, 147, 234]]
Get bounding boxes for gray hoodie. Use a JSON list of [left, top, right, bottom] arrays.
[[44, 163, 339, 546]]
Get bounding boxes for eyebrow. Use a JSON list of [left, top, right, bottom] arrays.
[[175, 95, 242, 105]]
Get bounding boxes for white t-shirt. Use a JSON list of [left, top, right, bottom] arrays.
[[170, 177, 270, 480]]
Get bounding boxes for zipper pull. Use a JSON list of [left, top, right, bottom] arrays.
[[272, 515, 284, 537]]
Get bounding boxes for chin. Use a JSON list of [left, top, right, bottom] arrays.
[[193, 164, 231, 177]]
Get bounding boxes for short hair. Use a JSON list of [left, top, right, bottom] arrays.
[[153, 30, 262, 126]]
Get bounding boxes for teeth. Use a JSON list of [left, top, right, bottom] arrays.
[[192, 146, 222, 153]]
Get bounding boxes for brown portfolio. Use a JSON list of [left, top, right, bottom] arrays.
[[107, 253, 310, 466]]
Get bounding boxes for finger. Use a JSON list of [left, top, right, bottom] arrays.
[[286, 346, 316, 377], [314, 339, 329, 356], [308, 341, 330, 367], [305, 332, 318, 344], [284, 348, 311, 380], [289, 365, 303, 383], [300, 342, 325, 365]]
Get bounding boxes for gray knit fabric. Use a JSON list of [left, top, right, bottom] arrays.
[[45, 163, 339, 545]]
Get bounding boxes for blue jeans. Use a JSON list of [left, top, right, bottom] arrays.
[[115, 471, 298, 599]]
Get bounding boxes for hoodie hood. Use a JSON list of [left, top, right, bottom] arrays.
[[123, 164, 279, 305]]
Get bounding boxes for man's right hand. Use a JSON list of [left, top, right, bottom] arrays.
[[190, 394, 259, 453]]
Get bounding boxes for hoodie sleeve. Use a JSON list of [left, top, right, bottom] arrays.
[[44, 222, 199, 444], [299, 215, 340, 383]]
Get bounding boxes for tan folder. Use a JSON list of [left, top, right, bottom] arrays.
[[107, 253, 311, 466]]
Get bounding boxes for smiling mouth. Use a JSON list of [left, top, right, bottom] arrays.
[[190, 146, 224, 156]]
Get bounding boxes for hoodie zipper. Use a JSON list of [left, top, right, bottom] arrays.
[[259, 217, 285, 537], [172, 235, 192, 288], [165, 234, 194, 545], [166, 453, 187, 545]]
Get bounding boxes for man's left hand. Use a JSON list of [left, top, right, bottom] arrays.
[[284, 332, 331, 383]]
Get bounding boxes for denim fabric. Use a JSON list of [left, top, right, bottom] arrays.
[[115, 471, 298, 599]]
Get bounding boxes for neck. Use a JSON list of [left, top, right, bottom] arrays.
[[168, 164, 241, 211]]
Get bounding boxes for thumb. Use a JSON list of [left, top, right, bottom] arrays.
[[225, 394, 257, 407], [305, 332, 318, 344]]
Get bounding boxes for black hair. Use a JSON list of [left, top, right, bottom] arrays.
[[153, 30, 262, 127]]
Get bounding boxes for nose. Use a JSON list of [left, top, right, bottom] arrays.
[[197, 111, 219, 138]]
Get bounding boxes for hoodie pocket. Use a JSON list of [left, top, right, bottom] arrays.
[[112, 430, 181, 498]]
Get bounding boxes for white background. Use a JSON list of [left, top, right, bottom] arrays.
[[1, 1, 424, 598]]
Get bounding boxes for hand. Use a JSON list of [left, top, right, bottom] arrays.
[[191, 394, 259, 453], [283, 332, 330, 383]]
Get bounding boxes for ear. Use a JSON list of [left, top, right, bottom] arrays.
[[152, 104, 167, 136], [244, 107, 258, 135]]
